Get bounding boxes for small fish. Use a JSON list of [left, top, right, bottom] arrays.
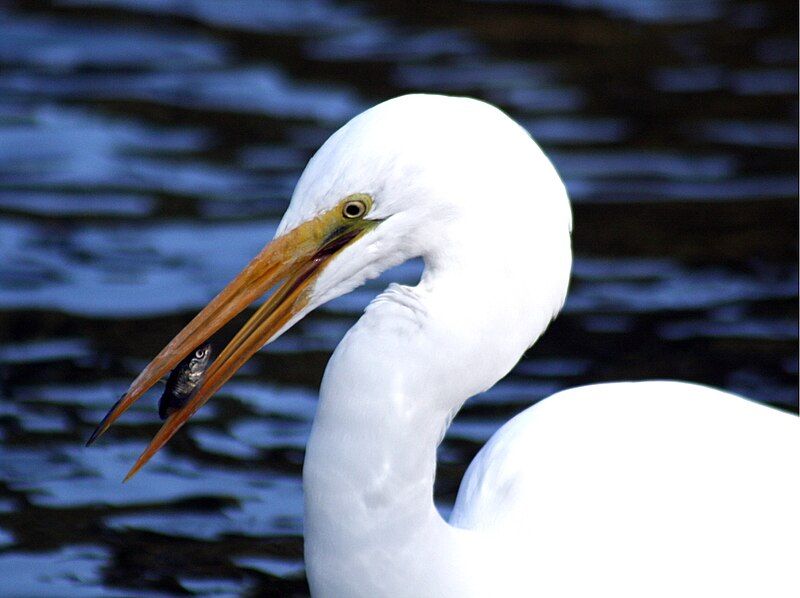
[[158, 342, 214, 420]]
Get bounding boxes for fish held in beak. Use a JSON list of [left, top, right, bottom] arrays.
[[158, 341, 214, 420]]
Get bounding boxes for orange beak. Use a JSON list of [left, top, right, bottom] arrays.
[[87, 199, 377, 480]]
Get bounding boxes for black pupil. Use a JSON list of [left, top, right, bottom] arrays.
[[345, 203, 362, 217]]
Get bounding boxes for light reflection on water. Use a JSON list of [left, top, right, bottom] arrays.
[[0, 0, 796, 595]]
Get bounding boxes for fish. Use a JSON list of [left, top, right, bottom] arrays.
[[158, 342, 214, 420]]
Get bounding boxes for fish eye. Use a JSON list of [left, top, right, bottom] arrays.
[[342, 198, 367, 219]]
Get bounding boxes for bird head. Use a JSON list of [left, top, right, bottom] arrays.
[[87, 94, 571, 479]]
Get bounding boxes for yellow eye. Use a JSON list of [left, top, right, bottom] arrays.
[[342, 198, 368, 219]]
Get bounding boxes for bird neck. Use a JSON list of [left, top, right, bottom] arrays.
[[301, 290, 540, 593], [302, 282, 483, 596]]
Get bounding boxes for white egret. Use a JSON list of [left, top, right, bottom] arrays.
[[90, 94, 799, 597]]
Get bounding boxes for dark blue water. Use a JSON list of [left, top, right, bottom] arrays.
[[0, 0, 796, 595]]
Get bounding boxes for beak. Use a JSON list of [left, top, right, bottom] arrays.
[[87, 204, 376, 480]]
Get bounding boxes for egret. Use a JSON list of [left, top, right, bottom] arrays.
[[90, 94, 799, 597]]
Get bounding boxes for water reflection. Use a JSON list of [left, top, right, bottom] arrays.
[[0, 0, 796, 595]]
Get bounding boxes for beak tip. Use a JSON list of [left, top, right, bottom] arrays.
[[86, 393, 128, 447], [85, 422, 105, 447]]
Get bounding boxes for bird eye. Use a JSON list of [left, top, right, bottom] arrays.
[[195, 349, 205, 359], [342, 199, 367, 219]]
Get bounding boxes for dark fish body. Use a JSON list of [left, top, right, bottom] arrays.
[[158, 342, 213, 420]]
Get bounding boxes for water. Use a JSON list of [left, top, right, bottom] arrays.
[[0, 0, 796, 595]]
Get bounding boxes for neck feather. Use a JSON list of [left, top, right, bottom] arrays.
[[303, 290, 455, 595]]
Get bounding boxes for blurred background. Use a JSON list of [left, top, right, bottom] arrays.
[[0, 0, 796, 596]]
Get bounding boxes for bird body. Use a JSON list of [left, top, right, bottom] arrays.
[[94, 94, 800, 597], [451, 382, 798, 598]]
